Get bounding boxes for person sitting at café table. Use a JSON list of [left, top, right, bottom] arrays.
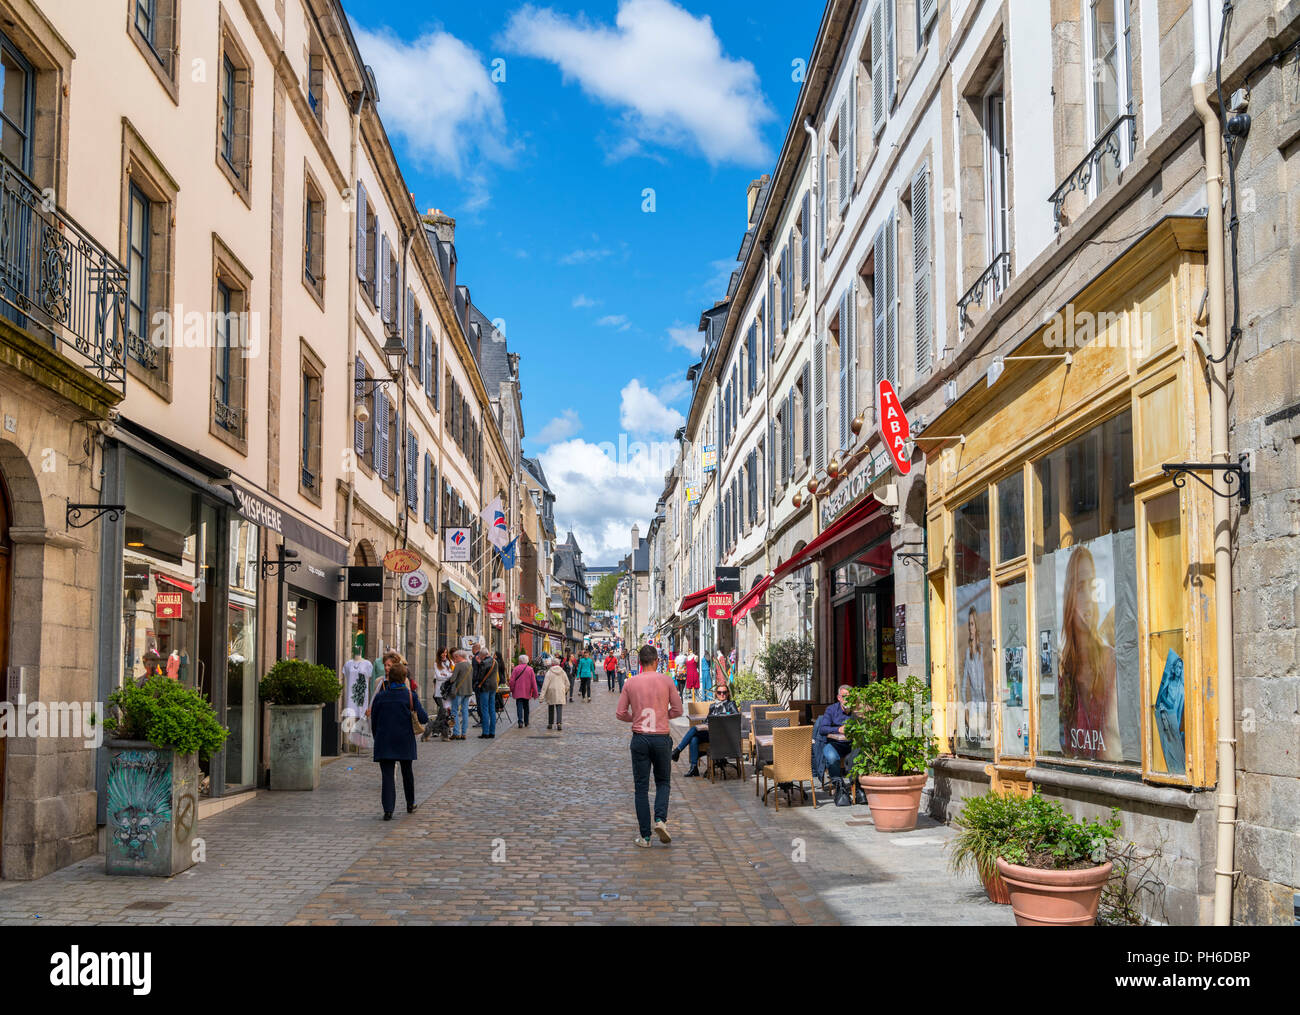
[[670, 681, 739, 777], [815, 684, 856, 788]]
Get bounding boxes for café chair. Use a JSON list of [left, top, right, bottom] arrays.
[[746, 704, 777, 762], [752, 713, 792, 795], [687, 701, 710, 719], [762, 724, 817, 810], [705, 713, 745, 782]]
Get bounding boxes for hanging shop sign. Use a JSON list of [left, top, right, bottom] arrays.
[[877, 379, 912, 476], [400, 569, 430, 597], [488, 592, 506, 615], [445, 527, 471, 563], [685, 484, 700, 505], [715, 567, 741, 594], [346, 566, 385, 602], [821, 447, 892, 528], [383, 548, 423, 574], [707, 593, 734, 620], [230, 480, 348, 565], [155, 592, 183, 620], [701, 445, 717, 472]]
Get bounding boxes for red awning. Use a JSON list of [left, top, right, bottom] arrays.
[[157, 573, 195, 593], [732, 573, 773, 621], [678, 584, 715, 613]]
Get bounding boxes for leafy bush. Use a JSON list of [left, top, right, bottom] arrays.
[[105, 676, 229, 760], [755, 637, 813, 704], [258, 659, 341, 706], [947, 789, 1026, 883], [844, 676, 937, 777], [727, 667, 768, 702], [999, 791, 1121, 870]]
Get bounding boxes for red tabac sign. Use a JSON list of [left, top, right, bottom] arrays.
[[877, 380, 911, 476], [707, 593, 734, 620]]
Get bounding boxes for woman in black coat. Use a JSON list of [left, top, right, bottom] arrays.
[[369, 662, 429, 820]]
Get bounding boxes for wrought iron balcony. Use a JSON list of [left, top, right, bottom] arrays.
[[0, 154, 127, 393], [214, 400, 244, 435], [1049, 113, 1136, 232], [958, 251, 1012, 330]]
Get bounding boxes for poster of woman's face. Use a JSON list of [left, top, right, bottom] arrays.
[[954, 579, 993, 748], [1056, 539, 1122, 761]]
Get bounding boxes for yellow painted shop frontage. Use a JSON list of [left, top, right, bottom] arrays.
[[922, 218, 1221, 924]]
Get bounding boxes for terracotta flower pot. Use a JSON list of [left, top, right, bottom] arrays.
[[980, 866, 1012, 905], [995, 857, 1113, 926], [858, 773, 927, 832]]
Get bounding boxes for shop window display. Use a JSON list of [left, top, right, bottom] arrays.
[[953, 491, 992, 753], [1033, 413, 1139, 765]]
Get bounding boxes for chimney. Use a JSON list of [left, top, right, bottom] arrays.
[[423, 208, 456, 245], [631, 525, 640, 549], [746, 175, 769, 228]]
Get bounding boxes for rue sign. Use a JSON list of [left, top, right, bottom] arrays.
[[877, 380, 911, 476]]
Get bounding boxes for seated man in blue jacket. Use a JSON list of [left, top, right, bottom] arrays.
[[815, 685, 855, 787]]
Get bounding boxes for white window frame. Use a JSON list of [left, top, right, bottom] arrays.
[[1082, 0, 1133, 200]]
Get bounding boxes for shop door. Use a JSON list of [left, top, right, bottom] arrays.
[[833, 593, 857, 687], [0, 473, 10, 876]]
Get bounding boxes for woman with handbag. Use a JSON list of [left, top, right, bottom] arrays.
[[369, 661, 429, 821]]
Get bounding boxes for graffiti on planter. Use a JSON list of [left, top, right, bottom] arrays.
[[107, 749, 173, 861]]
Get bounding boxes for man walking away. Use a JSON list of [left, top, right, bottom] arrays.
[[616, 644, 683, 847], [449, 649, 474, 741], [473, 645, 500, 739]]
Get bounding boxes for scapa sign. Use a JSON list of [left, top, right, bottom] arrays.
[[877, 380, 911, 475]]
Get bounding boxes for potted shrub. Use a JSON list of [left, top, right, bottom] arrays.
[[755, 637, 814, 706], [259, 659, 341, 791], [844, 676, 937, 832], [103, 676, 229, 877], [947, 789, 1024, 904], [995, 791, 1121, 926]]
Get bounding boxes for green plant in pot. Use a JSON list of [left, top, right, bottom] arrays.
[[994, 790, 1122, 927], [843, 676, 937, 832], [103, 676, 229, 877], [947, 789, 1024, 904], [259, 659, 340, 791], [755, 637, 813, 706]]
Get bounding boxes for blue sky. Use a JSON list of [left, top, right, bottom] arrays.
[[346, 0, 822, 564]]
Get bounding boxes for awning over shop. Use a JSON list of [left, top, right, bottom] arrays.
[[730, 497, 890, 619], [444, 578, 482, 613], [678, 584, 715, 613]]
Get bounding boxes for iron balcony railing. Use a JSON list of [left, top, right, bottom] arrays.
[[0, 154, 127, 394], [1049, 113, 1136, 232], [958, 250, 1012, 330]]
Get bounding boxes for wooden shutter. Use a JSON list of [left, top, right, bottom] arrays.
[[871, 3, 886, 136], [424, 325, 434, 398], [405, 289, 415, 360], [819, 146, 827, 249], [407, 429, 418, 509], [308, 194, 325, 283], [912, 164, 933, 376], [838, 289, 850, 449], [886, 213, 898, 388], [919, 0, 937, 32], [785, 231, 795, 321], [874, 223, 888, 399], [432, 465, 439, 531], [423, 454, 431, 524], [801, 191, 811, 290], [353, 357, 366, 458], [380, 234, 392, 323], [885, 0, 898, 110], [837, 99, 851, 211], [801, 363, 812, 462], [433, 344, 440, 410], [768, 417, 776, 503], [813, 323, 827, 471], [375, 389, 389, 478], [354, 182, 368, 279], [233, 68, 252, 179]]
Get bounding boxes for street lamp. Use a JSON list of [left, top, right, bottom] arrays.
[[381, 333, 408, 376]]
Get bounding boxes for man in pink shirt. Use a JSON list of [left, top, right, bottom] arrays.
[[616, 644, 683, 847]]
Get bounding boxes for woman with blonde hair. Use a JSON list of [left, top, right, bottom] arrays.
[[1059, 545, 1120, 761], [960, 606, 987, 744]]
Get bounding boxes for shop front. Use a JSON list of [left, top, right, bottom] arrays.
[[922, 219, 1218, 923]]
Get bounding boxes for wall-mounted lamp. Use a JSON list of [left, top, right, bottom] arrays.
[[988, 351, 1073, 388]]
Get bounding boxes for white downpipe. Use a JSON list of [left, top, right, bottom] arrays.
[[1191, 0, 1237, 927]]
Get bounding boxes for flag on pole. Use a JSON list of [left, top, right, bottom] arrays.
[[498, 538, 518, 570], [480, 496, 510, 549]]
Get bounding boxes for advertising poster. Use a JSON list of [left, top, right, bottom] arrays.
[[445, 527, 471, 562], [954, 577, 993, 749], [1039, 531, 1139, 763]]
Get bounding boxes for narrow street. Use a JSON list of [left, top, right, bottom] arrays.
[[0, 688, 1009, 926]]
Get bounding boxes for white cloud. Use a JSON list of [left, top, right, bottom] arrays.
[[572, 294, 600, 308], [502, 0, 776, 166], [540, 437, 679, 564], [620, 379, 685, 436], [667, 322, 702, 355], [560, 247, 612, 265], [352, 22, 512, 181], [656, 376, 692, 405], [597, 314, 632, 331], [531, 409, 582, 445]]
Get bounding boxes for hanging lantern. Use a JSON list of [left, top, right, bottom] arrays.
[[828, 456, 843, 479], [807, 477, 820, 496], [851, 413, 866, 436], [792, 490, 804, 509]]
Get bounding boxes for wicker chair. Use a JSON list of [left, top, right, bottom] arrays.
[[761, 725, 817, 809], [752, 713, 792, 795], [745, 704, 776, 761], [687, 701, 710, 719], [705, 712, 745, 781]]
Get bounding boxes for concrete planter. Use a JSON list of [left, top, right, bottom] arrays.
[[268, 704, 324, 790], [105, 741, 200, 877]]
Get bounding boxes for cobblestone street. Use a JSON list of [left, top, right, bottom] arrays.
[[0, 687, 1011, 926]]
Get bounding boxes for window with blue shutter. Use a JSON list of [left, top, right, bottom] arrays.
[[423, 453, 432, 524], [424, 324, 433, 399], [380, 234, 392, 323], [355, 181, 368, 283], [801, 191, 811, 290], [353, 356, 366, 460], [407, 428, 418, 510], [374, 390, 389, 478]]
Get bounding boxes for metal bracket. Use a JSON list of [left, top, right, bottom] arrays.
[[66, 500, 124, 530], [260, 558, 301, 580], [396, 598, 422, 610], [1161, 455, 1251, 510], [355, 377, 393, 396], [896, 552, 927, 570]]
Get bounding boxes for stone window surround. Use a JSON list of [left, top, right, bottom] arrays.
[[209, 232, 253, 455], [127, 0, 180, 105], [301, 159, 326, 309], [215, 4, 254, 208], [0, 0, 73, 195], [298, 338, 325, 506], [119, 117, 180, 402], [896, 145, 935, 394], [956, 15, 1010, 300]]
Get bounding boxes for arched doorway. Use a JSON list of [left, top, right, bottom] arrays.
[[0, 472, 12, 877]]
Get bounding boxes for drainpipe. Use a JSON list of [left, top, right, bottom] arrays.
[[345, 86, 364, 569], [1191, 0, 1237, 927]]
